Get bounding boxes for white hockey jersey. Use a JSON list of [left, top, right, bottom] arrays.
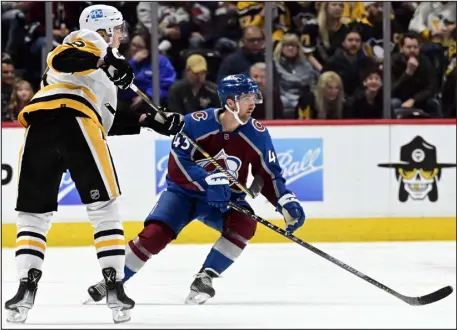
[[409, 2, 456, 44], [18, 29, 117, 135]]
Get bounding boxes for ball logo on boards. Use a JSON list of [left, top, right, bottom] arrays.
[[154, 138, 324, 202], [58, 171, 82, 205], [155, 140, 172, 194], [378, 136, 456, 202], [272, 138, 323, 202]]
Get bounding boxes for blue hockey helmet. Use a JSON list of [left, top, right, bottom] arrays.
[[217, 74, 263, 107]]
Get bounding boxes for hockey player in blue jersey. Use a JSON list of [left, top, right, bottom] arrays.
[[86, 74, 306, 304]]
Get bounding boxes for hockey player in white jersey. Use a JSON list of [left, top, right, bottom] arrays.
[[4, 4, 183, 325]]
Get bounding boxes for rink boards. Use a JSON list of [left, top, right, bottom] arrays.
[[2, 119, 456, 246]]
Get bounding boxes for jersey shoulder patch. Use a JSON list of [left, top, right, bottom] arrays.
[[184, 108, 220, 140], [251, 118, 266, 132], [239, 118, 270, 149], [191, 111, 209, 121]]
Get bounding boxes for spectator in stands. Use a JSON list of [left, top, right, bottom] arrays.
[[322, 29, 376, 99], [211, 2, 240, 56], [216, 26, 265, 82], [441, 66, 456, 118], [353, 2, 403, 63], [24, 2, 80, 87], [1, 2, 30, 63], [248, 62, 284, 119], [6, 79, 34, 121], [286, 2, 318, 54], [118, 30, 176, 108], [295, 71, 345, 119], [343, 2, 395, 23], [273, 33, 318, 118], [391, 32, 442, 118], [408, 2, 456, 49], [408, 2, 456, 86], [167, 54, 219, 115], [25, 2, 80, 50], [137, 1, 189, 36], [346, 66, 383, 119], [180, 2, 239, 57], [136, 2, 189, 68], [237, 2, 290, 45], [305, 2, 350, 72], [180, 2, 214, 50], [392, 2, 417, 33], [1, 58, 16, 121]]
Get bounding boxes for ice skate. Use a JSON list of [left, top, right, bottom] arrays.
[[84, 280, 107, 304], [102, 267, 135, 324], [185, 268, 218, 305], [5, 268, 42, 324]]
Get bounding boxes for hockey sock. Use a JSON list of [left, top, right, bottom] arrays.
[[202, 232, 247, 274], [88, 200, 126, 281], [93, 223, 125, 280], [123, 265, 136, 283], [122, 241, 145, 283], [123, 237, 152, 282], [122, 221, 174, 282], [15, 212, 52, 280]]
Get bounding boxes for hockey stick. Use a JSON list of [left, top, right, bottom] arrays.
[[131, 85, 454, 305], [233, 173, 453, 306]]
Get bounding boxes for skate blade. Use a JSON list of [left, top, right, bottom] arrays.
[[6, 307, 29, 324], [110, 307, 132, 324], [82, 297, 106, 305], [184, 290, 211, 305]]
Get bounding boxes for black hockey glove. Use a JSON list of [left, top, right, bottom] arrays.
[[141, 109, 184, 136], [102, 47, 135, 90]]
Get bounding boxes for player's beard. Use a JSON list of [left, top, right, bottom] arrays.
[[239, 111, 253, 123]]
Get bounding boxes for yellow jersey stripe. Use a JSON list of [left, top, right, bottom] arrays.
[[94, 239, 126, 249], [19, 95, 105, 135], [16, 240, 46, 251], [37, 83, 98, 104], [79, 117, 119, 199]]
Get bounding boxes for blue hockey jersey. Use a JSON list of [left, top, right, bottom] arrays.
[[166, 108, 290, 205]]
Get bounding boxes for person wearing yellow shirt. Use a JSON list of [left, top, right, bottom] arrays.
[[237, 1, 290, 43]]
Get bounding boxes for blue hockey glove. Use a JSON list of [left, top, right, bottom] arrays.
[[205, 172, 231, 213], [277, 193, 305, 234]]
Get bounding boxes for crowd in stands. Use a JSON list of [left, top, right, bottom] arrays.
[[2, 1, 456, 123]]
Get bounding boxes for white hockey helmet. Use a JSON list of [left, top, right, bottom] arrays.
[[79, 5, 128, 45]]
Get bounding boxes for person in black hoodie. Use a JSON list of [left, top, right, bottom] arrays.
[[391, 32, 442, 117], [216, 26, 265, 82], [346, 66, 383, 119], [322, 29, 377, 99]]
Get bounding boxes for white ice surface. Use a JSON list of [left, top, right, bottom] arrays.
[[2, 242, 456, 329]]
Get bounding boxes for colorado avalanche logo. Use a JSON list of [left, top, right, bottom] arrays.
[[191, 111, 208, 121], [252, 119, 266, 132], [195, 149, 242, 184]]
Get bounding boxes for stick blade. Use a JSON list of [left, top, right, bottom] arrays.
[[407, 285, 453, 306]]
